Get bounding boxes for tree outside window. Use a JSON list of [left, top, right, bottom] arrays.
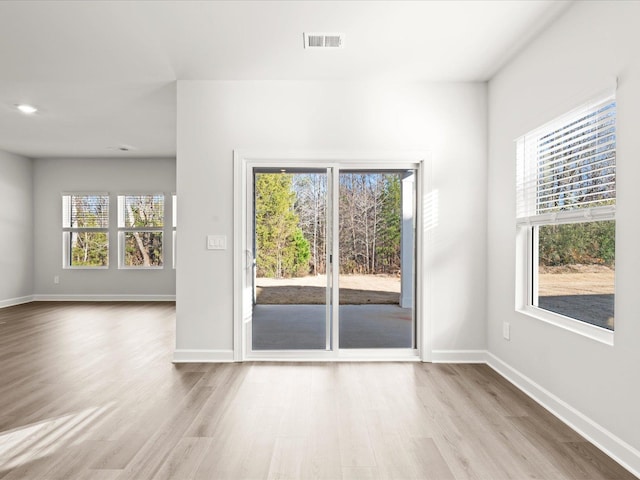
[[62, 194, 109, 268], [118, 194, 164, 268]]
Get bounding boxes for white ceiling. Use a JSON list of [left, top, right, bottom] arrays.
[[0, 0, 571, 159]]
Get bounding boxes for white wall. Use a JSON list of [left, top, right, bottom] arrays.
[[33, 157, 176, 298], [488, 0, 640, 472], [0, 150, 33, 306], [176, 81, 487, 357]]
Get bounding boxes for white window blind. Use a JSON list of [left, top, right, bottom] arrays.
[[516, 94, 616, 226], [62, 194, 109, 228], [118, 194, 164, 228]]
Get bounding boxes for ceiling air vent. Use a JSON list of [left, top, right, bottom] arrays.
[[303, 32, 344, 49]]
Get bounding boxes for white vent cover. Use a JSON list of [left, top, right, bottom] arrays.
[[303, 32, 344, 49]]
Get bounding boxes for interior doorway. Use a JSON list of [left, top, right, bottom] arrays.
[[234, 153, 425, 361]]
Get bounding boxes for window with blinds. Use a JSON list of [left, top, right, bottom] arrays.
[[516, 95, 616, 225], [515, 93, 616, 334], [62, 194, 109, 268], [117, 194, 165, 268]]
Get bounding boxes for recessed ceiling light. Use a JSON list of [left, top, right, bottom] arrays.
[[16, 104, 38, 114]]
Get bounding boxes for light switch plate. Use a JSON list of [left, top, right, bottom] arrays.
[[207, 235, 227, 250], [503, 321, 510, 340]]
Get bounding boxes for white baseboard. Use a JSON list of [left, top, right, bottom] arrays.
[[0, 295, 34, 309], [486, 352, 640, 478], [173, 349, 235, 363], [33, 294, 176, 302], [431, 349, 488, 363]]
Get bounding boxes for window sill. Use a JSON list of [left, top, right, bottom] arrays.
[[517, 305, 614, 346], [63, 266, 109, 270], [118, 266, 164, 270]]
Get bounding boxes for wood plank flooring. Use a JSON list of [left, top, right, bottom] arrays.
[[0, 301, 635, 479]]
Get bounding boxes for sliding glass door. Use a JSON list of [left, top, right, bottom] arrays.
[[246, 164, 417, 355], [338, 170, 416, 349], [251, 168, 333, 350]]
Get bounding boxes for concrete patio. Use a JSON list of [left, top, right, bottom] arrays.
[[252, 304, 413, 350]]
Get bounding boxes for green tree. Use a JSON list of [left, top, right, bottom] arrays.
[[538, 220, 615, 267], [123, 195, 164, 267], [377, 174, 401, 273], [291, 228, 311, 276], [256, 174, 310, 278], [69, 195, 109, 267]]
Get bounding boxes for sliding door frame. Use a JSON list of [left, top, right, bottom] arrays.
[[233, 150, 433, 362]]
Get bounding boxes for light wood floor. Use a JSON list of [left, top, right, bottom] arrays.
[[0, 302, 635, 480]]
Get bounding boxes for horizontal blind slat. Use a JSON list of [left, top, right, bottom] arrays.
[[536, 138, 615, 173], [537, 114, 615, 153], [531, 100, 615, 144], [535, 152, 615, 180], [537, 180, 616, 198], [536, 173, 616, 196], [537, 195, 616, 213]]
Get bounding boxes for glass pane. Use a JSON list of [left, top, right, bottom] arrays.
[[338, 171, 415, 348], [537, 221, 615, 330], [63, 195, 109, 228], [121, 195, 164, 228], [252, 171, 328, 350], [67, 232, 108, 267], [123, 232, 163, 267]]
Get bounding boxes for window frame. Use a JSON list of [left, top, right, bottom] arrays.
[[117, 193, 166, 270], [61, 193, 110, 269], [515, 92, 616, 345], [516, 219, 615, 345]]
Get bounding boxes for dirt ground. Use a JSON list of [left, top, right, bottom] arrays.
[[256, 274, 401, 305], [538, 265, 615, 296], [256, 267, 615, 305]]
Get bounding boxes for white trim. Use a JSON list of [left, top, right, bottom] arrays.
[[419, 162, 433, 362], [234, 149, 429, 165], [516, 205, 616, 227], [0, 295, 35, 309], [518, 305, 614, 346], [233, 150, 246, 361], [62, 266, 109, 270], [172, 349, 234, 363], [487, 352, 640, 478], [337, 348, 420, 362], [330, 165, 340, 353], [245, 348, 421, 362], [33, 294, 175, 302], [431, 350, 488, 363]]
